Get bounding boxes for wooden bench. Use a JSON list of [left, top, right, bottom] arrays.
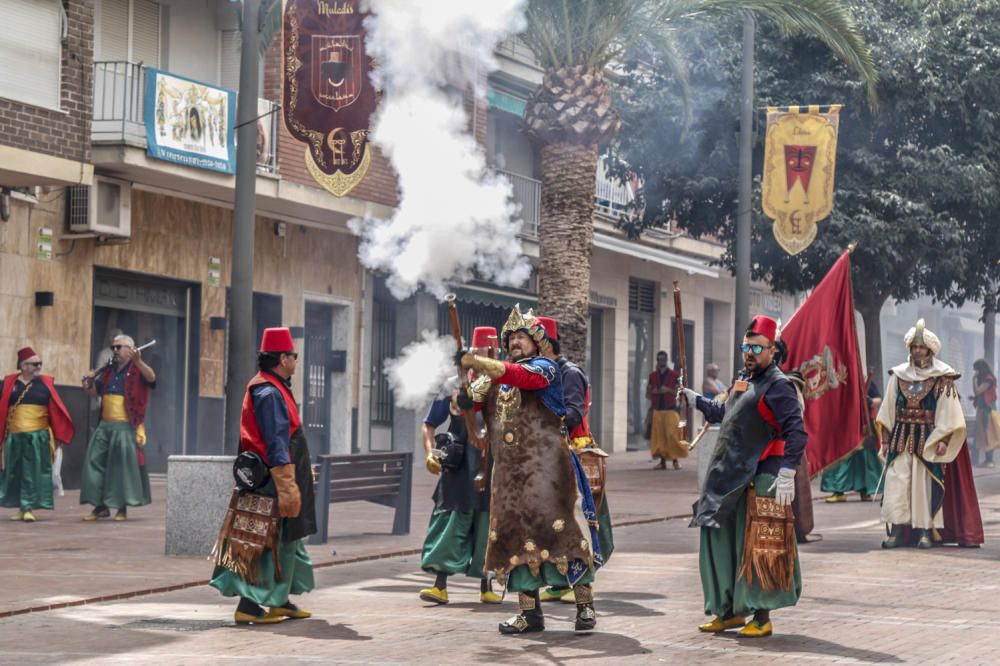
[[308, 452, 413, 544]]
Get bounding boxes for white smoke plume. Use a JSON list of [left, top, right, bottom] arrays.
[[384, 331, 459, 409], [355, 0, 531, 300]]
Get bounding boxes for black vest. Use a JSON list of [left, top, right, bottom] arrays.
[[282, 427, 317, 542], [690, 363, 785, 528], [432, 411, 488, 513]]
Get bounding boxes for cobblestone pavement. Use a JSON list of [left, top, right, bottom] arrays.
[[2, 470, 999, 665]]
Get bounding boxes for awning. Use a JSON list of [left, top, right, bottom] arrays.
[[450, 286, 537, 311], [487, 88, 526, 118], [592, 233, 719, 278]]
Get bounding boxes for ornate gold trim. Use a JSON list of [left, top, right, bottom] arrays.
[[305, 145, 371, 197]]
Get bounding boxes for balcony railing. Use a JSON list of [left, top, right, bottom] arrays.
[[495, 169, 540, 237], [595, 172, 633, 218], [91, 61, 279, 175]]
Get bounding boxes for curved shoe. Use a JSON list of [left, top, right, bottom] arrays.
[[265, 603, 312, 619], [419, 586, 449, 605], [9, 512, 24, 521], [698, 615, 746, 633], [235, 610, 287, 625], [560, 590, 577, 604], [539, 587, 571, 602], [859, 493, 873, 502], [825, 493, 847, 503], [882, 525, 905, 549], [737, 620, 773, 637], [479, 591, 503, 604], [22, 511, 36, 523], [499, 613, 544, 635], [83, 508, 111, 522], [575, 606, 597, 634], [915, 529, 933, 549]]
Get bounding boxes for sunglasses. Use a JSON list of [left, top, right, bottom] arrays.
[[283, 352, 298, 360], [741, 343, 770, 355], [23, 361, 42, 367], [110, 345, 127, 351]]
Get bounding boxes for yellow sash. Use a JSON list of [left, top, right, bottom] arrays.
[[101, 395, 146, 446], [6, 405, 55, 463], [9, 404, 49, 433]]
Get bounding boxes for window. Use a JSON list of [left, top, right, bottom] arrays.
[[0, 0, 62, 109], [219, 29, 241, 91], [97, 0, 161, 67]]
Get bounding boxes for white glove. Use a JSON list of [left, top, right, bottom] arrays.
[[680, 387, 701, 403], [769, 467, 796, 506]]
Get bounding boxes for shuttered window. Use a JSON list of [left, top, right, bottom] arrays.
[[0, 0, 62, 109], [629, 278, 657, 314], [219, 29, 242, 91], [97, 0, 160, 67]]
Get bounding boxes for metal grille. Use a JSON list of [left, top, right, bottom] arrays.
[[304, 302, 332, 446], [629, 278, 656, 314], [371, 299, 396, 425], [66, 186, 90, 230], [437, 300, 510, 350]]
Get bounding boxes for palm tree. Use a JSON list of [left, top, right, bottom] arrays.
[[519, 0, 878, 360]]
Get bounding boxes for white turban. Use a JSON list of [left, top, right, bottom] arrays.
[[903, 319, 941, 355]]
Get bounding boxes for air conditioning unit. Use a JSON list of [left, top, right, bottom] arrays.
[[67, 176, 131, 237]]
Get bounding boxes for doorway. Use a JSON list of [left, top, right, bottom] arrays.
[[304, 299, 353, 454]]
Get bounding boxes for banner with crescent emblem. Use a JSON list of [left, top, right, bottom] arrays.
[[282, 0, 375, 197], [761, 105, 841, 255]]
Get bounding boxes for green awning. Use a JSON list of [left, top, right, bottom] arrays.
[[487, 89, 526, 118], [451, 286, 537, 311]]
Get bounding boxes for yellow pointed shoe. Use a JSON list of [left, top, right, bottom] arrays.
[[22, 511, 36, 523], [825, 493, 847, 503], [698, 615, 746, 632], [235, 610, 287, 625], [479, 591, 502, 604], [560, 589, 577, 604], [737, 620, 773, 637], [419, 586, 449, 604], [9, 512, 24, 521], [539, 587, 570, 602], [265, 603, 312, 619]]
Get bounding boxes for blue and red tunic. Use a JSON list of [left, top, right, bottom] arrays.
[[0, 374, 74, 444], [239, 371, 301, 467]]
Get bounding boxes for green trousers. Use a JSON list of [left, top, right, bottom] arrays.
[[0, 430, 53, 511], [79, 421, 151, 509], [210, 537, 315, 607], [820, 447, 883, 495], [699, 473, 802, 618], [420, 509, 491, 579]]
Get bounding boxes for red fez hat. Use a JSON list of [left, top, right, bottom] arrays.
[[17, 347, 38, 363], [471, 326, 497, 349], [259, 327, 295, 353], [747, 315, 779, 343], [536, 316, 558, 341]]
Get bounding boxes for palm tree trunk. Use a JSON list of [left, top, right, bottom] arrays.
[[537, 142, 598, 361]]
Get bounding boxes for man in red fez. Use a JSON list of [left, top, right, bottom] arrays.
[[418, 325, 501, 606], [681, 315, 807, 638], [0, 347, 74, 521], [80, 334, 156, 521], [210, 327, 316, 624]]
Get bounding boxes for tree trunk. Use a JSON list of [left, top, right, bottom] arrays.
[[536, 142, 598, 362], [985, 307, 996, 370], [857, 298, 887, 389]]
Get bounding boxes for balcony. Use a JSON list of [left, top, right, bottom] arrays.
[[594, 170, 634, 219], [92, 61, 279, 175], [495, 169, 540, 237]]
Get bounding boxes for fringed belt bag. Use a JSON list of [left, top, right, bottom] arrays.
[[577, 448, 608, 512], [738, 487, 796, 591], [211, 490, 282, 585]]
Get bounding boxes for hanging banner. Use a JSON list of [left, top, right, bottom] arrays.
[[282, 0, 376, 197], [144, 69, 236, 174], [761, 105, 841, 255]]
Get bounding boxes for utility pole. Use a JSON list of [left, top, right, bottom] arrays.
[[224, 0, 261, 453], [734, 14, 754, 373]]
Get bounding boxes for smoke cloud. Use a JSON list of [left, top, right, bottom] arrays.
[[383, 331, 459, 409], [355, 0, 531, 300]]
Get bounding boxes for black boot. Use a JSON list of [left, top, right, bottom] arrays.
[[882, 524, 905, 549], [573, 584, 597, 634], [915, 528, 933, 549], [499, 591, 544, 635]]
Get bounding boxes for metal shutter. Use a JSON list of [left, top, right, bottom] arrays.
[[0, 0, 61, 109], [629, 278, 656, 314], [219, 29, 241, 91], [98, 0, 129, 61], [131, 0, 160, 67]]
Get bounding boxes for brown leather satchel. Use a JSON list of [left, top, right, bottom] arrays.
[[211, 489, 282, 585], [577, 447, 609, 511]]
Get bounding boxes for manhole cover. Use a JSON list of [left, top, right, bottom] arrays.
[[114, 619, 227, 632]]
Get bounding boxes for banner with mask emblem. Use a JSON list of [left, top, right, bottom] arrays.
[[282, 0, 375, 196], [761, 105, 841, 255]]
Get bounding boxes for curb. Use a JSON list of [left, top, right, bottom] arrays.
[[0, 515, 694, 620]]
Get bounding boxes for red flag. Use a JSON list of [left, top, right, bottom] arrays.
[[780, 250, 867, 477]]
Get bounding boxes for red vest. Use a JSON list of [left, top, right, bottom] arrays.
[[570, 386, 592, 440], [0, 374, 75, 444], [95, 362, 151, 428], [240, 372, 301, 466]]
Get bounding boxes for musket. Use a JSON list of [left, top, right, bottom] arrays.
[[673, 281, 691, 441], [445, 294, 489, 492], [684, 421, 712, 452]]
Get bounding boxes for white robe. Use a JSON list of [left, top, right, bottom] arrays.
[[876, 360, 966, 528]]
